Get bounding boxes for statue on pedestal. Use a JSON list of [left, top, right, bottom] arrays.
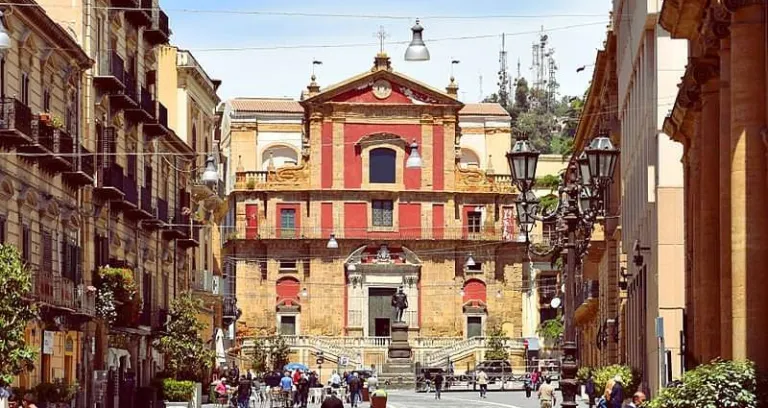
[[391, 286, 409, 323]]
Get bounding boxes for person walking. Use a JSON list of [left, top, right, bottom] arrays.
[[347, 373, 361, 408], [433, 371, 444, 400], [538, 377, 556, 408], [367, 375, 379, 394], [524, 373, 533, 398], [330, 371, 342, 389], [609, 375, 624, 408], [236, 376, 252, 408], [298, 372, 310, 408], [280, 372, 294, 408], [585, 375, 596, 408], [320, 391, 344, 408], [476, 370, 489, 399], [627, 391, 646, 408], [531, 369, 540, 391]]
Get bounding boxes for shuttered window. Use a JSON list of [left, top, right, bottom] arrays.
[[372, 200, 393, 227], [42, 230, 53, 274], [22, 224, 31, 264], [0, 215, 5, 244]]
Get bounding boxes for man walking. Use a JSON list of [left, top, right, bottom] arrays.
[[585, 374, 596, 408], [538, 377, 556, 408], [347, 373, 361, 408], [476, 370, 489, 399], [433, 371, 444, 400], [237, 375, 252, 408], [320, 391, 344, 408]]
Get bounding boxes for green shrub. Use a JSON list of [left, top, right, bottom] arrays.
[[593, 365, 640, 397], [576, 366, 594, 384], [646, 359, 765, 408], [162, 378, 195, 402]]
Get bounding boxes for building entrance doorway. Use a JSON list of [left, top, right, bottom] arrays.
[[467, 316, 483, 338], [368, 287, 396, 336]]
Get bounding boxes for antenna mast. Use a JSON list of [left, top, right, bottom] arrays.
[[497, 33, 510, 108]]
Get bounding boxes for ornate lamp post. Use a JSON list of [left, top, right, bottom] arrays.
[[507, 133, 619, 408]]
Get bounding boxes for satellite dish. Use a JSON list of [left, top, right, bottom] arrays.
[[550, 297, 562, 309]]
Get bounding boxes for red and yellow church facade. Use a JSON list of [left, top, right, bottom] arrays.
[[217, 53, 528, 372]]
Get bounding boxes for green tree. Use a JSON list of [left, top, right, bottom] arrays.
[[250, 337, 269, 374], [484, 325, 509, 361], [268, 335, 291, 372], [537, 317, 564, 346], [0, 244, 37, 385], [154, 293, 214, 382]]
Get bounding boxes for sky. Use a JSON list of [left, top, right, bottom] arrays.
[[164, 0, 613, 103]]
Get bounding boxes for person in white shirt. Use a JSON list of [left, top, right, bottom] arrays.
[[330, 371, 342, 389], [476, 370, 489, 398]]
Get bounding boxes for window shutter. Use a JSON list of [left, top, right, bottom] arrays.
[[0, 216, 5, 244], [42, 230, 52, 274], [61, 237, 68, 278]]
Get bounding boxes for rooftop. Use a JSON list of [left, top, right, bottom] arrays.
[[230, 98, 304, 114], [459, 103, 510, 118]]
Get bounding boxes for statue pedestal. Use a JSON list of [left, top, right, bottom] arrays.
[[387, 322, 412, 360]]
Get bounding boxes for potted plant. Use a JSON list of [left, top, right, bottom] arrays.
[[50, 115, 64, 130], [162, 379, 195, 407]]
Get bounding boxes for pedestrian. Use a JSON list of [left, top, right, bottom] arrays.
[[609, 375, 624, 408], [320, 391, 344, 408], [20, 394, 37, 408], [330, 371, 342, 389], [524, 373, 533, 398], [531, 369, 539, 391], [585, 374, 596, 407], [424, 370, 432, 393], [236, 375, 252, 408], [627, 391, 646, 408], [433, 371, 444, 400], [367, 375, 379, 394], [280, 372, 294, 407], [347, 373, 361, 408], [298, 372, 310, 408], [476, 370, 488, 398], [538, 377, 556, 408]]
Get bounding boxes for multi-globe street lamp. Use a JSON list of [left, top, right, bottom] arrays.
[[507, 132, 619, 408]]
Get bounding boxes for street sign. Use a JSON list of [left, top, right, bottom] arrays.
[[43, 331, 54, 355], [340, 356, 349, 366], [316, 358, 324, 365]]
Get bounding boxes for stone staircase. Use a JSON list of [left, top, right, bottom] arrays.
[[423, 337, 525, 366]]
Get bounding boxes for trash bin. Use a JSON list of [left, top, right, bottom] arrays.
[[370, 389, 387, 408]]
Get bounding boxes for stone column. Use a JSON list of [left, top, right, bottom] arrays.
[[725, 0, 768, 367], [694, 56, 721, 362], [688, 126, 702, 365], [718, 35, 733, 359]]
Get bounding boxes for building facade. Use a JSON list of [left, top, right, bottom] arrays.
[[614, 0, 687, 396], [660, 0, 768, 372], [218, 54, 527, 376], [569, 29, 625, 371], [0, 0, 93, 396]]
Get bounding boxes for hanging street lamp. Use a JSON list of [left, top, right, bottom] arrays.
[[404, 19, 430, 61], [507, 131, 619, 408], [406, 140, 423, 168]]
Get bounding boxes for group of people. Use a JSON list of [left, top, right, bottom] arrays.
[[584, 374, 646, 408], [214, 369, 323, 408], [328, 371, 378, 408], [522, 369, 548, 398]]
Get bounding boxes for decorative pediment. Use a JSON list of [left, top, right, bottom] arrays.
[[276, 298, 301, 313], [355, 132, 407, 150], [17, 186, 40, 209], [41, 198, 61, 219], [0, 176, 14, 199], [462, 300, 488, 314], [62, 210, 81, 231], [301, 57, 462, 108]]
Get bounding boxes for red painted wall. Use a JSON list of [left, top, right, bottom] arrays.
[[344, 203, 367, 239], [343, 123, 422, 189], [321, 203, 334, 239], [433, 124, 444, 190], [321, 121, 333, 188], [398, 203, 421, 239], [245, 204, 258, 239], [276, 277, 300, 303], [463, 279, 487, 303], [432, 204, 444, 239], [276, 203, 301, 238], [331, 85, 413, 104]]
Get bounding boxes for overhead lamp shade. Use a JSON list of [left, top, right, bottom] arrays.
[[585, 135, 619, 185], [347, 263, 356, 272], [405, 19, 430, 61], [0, 12, 10, 51], [514, 194, 537, 234], [201, 155, 219, 184], [459, 288, 466, 296], [465, 254, 476, 267], [326, 234, 339, 249], [406, 140, 422, 168], [507, 136, 540, 192], [496, 290, 502, 298], [301, 287, 308, 297], [577, 152, 591, 187]]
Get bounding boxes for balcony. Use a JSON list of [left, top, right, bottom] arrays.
[[144, 9, 170, 45], [126, 87, 155, 123], [63, 144, 95, 187], [94, 51, 126, 92], [127, 186, 154, 221], [109, 0, 137, 8], [32, 271, 76, 310], [125, 0, 152, 27], [223, 296, 239, 322], [18, 119, 54, 162], [161, 212, 188, 240], [112, 174, 138, 212], [234, 166, 309, 191], [94, 162, 125, 201], [0, 98, 34, 146], [39, 128, 75, 173], [143, 197, 167, 230], [177, 222, 200, 249], [143, 101, 170, 138], [191, 269, 219, 295], [455, 167, 515, 194], [110, 71, 138, 110]]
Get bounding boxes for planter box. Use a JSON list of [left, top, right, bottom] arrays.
[[164, 401, 190, 408]]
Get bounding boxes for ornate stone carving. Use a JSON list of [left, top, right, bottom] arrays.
[[690, 57, 719, 84], [723, 0, 765, 12], [708, 3, 732, 39]]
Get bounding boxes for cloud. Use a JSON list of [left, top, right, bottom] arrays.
[[166, 0, 611, 102]]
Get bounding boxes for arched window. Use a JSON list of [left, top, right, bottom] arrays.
[[369, 148, 396, 183], [262, 145, 299, 170], [462, 279, 487, 303], [276, 277, 300, 301], [459, 148, 481, 169]]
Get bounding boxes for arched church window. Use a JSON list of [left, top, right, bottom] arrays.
[[370, 147, 396, 183]]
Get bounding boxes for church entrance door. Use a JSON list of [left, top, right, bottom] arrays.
[[368, 287, 396, 336]]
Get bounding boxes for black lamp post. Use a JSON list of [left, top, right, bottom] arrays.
[[507, 132, 619, 408]]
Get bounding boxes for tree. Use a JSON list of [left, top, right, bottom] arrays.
[[269, 335, 291, 372], [537, 317, 564, 346], [0, 244, 37, 385], [484, 325, 509, 361], [250, 337, 268, 374], [154, 293, 215, 382]]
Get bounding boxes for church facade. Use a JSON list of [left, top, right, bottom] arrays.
[[217, 53, 528, 372]]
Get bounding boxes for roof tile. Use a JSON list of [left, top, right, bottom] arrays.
[[460, 103, 510, 117], [230, 98, 303, 114]]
